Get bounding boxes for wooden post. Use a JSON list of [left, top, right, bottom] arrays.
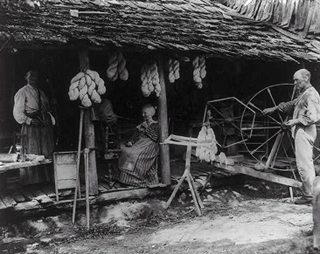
[[79, 51, 98, 195], [157, 55, 171, 185]]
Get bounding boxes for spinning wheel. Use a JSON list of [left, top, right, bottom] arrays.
[[240, 83, 320, 171], [203, 97, 256, 154], [240, 83, 296, 169]]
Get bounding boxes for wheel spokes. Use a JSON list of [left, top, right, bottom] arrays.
[[240, 83, 295, 164], [313, 146, 320, 161], [248, 102, 282, 126], [209, 105, 243, 132], [250, 129, 282, 156], [267, 88, 284, 123], [241, 126, 281, 131]]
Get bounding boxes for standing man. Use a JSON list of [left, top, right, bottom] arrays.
[[263, 69, 320, 204], [13, 70, 55, 185]]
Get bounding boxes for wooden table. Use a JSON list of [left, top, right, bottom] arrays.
[[0, 159, 52, 194]]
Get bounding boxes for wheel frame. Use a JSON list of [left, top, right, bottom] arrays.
[[240, 83, 297, 170]]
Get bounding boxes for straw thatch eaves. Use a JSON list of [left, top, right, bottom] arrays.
[[0, 0, 320, 63]]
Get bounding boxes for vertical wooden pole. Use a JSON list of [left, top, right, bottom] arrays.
[[72, 108, 84, 224], [157, 55, 171, 185], [84, 148, 90, 229], [79, 50, 98, 195]]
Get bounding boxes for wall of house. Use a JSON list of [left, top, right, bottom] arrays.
[[0, 50, 318, 158]]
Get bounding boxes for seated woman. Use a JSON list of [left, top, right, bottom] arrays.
[[114, 104, 159, 187]]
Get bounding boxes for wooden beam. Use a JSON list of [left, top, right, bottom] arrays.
[[96, 188, 162, 203], [214, 163, 302, 188], [157, 55, 171, 185], [79, 50, 99, 195]]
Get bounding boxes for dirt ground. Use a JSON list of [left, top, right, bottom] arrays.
[[1, 177, 319, 254]]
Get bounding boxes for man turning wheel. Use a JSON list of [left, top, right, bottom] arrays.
[[263, 69, 320, 205]]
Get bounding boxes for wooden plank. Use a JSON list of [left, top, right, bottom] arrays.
[[100, 182, 111, 190], [54, 196, 95, 205], [101, 186, 138, 194], [0, 159, 52, 173], [10, 191, 26, 203], [0, 153, 19, 162], [214, 170, 233, 177], [191, 167, 232, 177], [1, 195, 17, 207], [210, 172, 225, 178], [14, 200, 41, 211], [191, 167, 211, 175], [41, 185, 56, 198], [98, 185, 108, 193], [215, 163, 302, 188], [0, 199, 7, 209], [30, 189, 53, 204], [18, 188, 35, 201], [7, 176, 20, 186], [96, 188, 162, 203]]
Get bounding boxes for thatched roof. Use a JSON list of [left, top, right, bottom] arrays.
[[1, 0, 320, 62], [225, 0, 320, 38]]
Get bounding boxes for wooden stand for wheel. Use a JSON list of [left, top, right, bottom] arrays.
[[162, 135, 214, 216]]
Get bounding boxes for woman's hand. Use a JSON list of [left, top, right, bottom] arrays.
[[137, 122, 148, 131], [126, 141, 133, 147], [141, 121, 149, 128]]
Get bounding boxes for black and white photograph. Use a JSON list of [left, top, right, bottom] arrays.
[[1, 0, 320, 253]]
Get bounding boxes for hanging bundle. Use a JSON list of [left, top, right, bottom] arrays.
[[140, 61, 161, 97], [106, 52, 129, 81], [168, 59, 180, 83], [68, 69, 106, 108], [195, 125, 218, 163], [192, 55, 206, 89]]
